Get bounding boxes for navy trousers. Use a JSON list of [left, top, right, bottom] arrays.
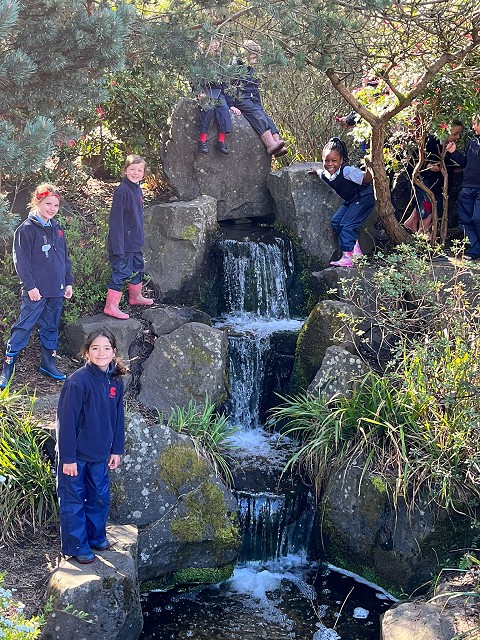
[[6, 295, 64, 355], [107, 251, 144, 290], [198, 95, 232, 134], [458, 187, 480, 258], [331, 188, 375, 252], [232, 98, 278, 136], [57, 459, 110, 556]]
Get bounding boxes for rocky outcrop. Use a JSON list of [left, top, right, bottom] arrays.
[[268, 162, 377, 263], [161, 98, 273, 221], [137, 321, 227, 413], [140, 305, 212, 336], [308, 344, 369, 398], [64, 314, 142, 362], [41, 525, 142, 640], [381, 602, 455, 640], [110, 413, 240, 583], [288, 299, 360, 393], [143, 195, 218, 304], [321, 460, 473, 592]]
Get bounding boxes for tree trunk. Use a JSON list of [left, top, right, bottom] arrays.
[[369, 125, 410, 245]]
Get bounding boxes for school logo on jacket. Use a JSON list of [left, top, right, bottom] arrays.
[[57, 229, 64, 237], [109, 386, 116, 398]]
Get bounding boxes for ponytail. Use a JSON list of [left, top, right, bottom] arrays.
[[323, 137, 349, 164]]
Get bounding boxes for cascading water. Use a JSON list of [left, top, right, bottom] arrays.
[[139, 230, 395, 640]]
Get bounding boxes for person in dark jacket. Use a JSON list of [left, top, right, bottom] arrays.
[[447, 114, 480, 258], [226, 40, 287, 157], [309, 137, 375, 268], [0, 183, 73, 389], [195, 38, 232, 155], [56, 328, 127, 564], [104, 154, 153, 319]]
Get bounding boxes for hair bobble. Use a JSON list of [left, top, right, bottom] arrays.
[[37, 190, 61, 200]]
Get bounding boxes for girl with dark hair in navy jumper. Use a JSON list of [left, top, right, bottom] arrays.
[[310, 137, 375, 268], [56, 328, 127, 564]]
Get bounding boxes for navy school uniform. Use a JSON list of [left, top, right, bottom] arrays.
[[450, 135, 480, 257], [107, 176, 145, 290], [225, 62, 279, 136], [56, 362, 125, 556], [197, 82, 232, 134], [318, 164, 375, 252], [6, 214, 73, 356]]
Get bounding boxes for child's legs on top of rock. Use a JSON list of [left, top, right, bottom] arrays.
[[458, 187, 480, 257], [57, 460, 91, 556], [233, 98, 270, 135], [36, 297, 64, 350], [214, 95, 232, 134], [6, 296, 49, 355], [128, 251, 145, 286], [107, 253, 136, 291], [84, 460, 110, 548], [331, 204, 350, 250]]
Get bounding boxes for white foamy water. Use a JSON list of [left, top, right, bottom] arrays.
[[215, 316, 304, 336]]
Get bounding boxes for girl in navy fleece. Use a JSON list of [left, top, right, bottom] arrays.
[[309, 137, 375, 268], [56, 328, 127, 564], [104, 154, 153, 319], [0, 183, 73, 389]]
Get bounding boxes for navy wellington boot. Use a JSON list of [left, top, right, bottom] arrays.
[[0, 353, 17, 389], [39, 346, 66, 381]]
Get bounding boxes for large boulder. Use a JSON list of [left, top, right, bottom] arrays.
[[64, 314, 142, 362], [41, 525, 142, 640], [143, 196, 218, 304], [161, 98, 273, 221], [322, 460, 473, 592], [140, 305, 212, 336], [308, 344, 369, 398], [110, 413, 240, 582], [137, 321, 228, 413], [268, 162, 377, 263], [288, 300, 360, 393]]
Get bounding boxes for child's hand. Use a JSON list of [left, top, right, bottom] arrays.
[[446, 141, 456, 153], [307, 168, 318, 175], [108, 454, 121, 470], [64, 285, 73, 299], [63, 462, 78, 476], [28, 287, 41, 301], [230, 106, 241, 115]]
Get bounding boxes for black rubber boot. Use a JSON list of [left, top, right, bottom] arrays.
[[0, 354, 17, 389], [39, 346, 66, 381]]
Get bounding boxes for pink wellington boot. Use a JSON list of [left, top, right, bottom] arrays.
[[330, 251, 354, 268], [128, 283, 153, 306], [353, 240, 363, 256], [104, 289, 129, 319]]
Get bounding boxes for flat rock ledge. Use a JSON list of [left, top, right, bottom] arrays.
[[40, 524, 142, 640]]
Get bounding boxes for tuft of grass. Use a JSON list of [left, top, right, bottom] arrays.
[[0, 388, 57, 543], [165, 396, 237, 487]]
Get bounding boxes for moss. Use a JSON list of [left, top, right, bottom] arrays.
[[110, 478, 126, 514], [181, 225, 199, 242], [102, 576, 116, 590], [158, 444, 241, 553], [140, 564, 235, 592], [157, 444, 210, 495]]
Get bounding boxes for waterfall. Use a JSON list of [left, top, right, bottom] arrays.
[[219, 237, 293, 319]]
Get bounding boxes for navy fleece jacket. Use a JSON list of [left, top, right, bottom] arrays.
[[13, 214, 73, 297], [56, 362, 125, 465], [450, 136, 480, 189], [107, 177, 144, 255]]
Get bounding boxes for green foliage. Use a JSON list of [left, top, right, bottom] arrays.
[[166, 397, 237, 487], [0, 0, 133, 178], [0, 195, 19, 242], [0, 388, 57, 543], [0, 575, 42, 639], [271, 243, 480, 512], [0, 254, 19, 345], [58, 207, 110, 324], [103, 62, 187, 173]]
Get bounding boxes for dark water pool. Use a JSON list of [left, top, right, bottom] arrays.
[[139, 557, 395, 640]]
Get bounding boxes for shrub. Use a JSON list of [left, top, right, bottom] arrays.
[[0, 576, 42, 639], [166, 397, 237, 487], [0, 389, 57, 543], [270, 243, 480, 513]]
